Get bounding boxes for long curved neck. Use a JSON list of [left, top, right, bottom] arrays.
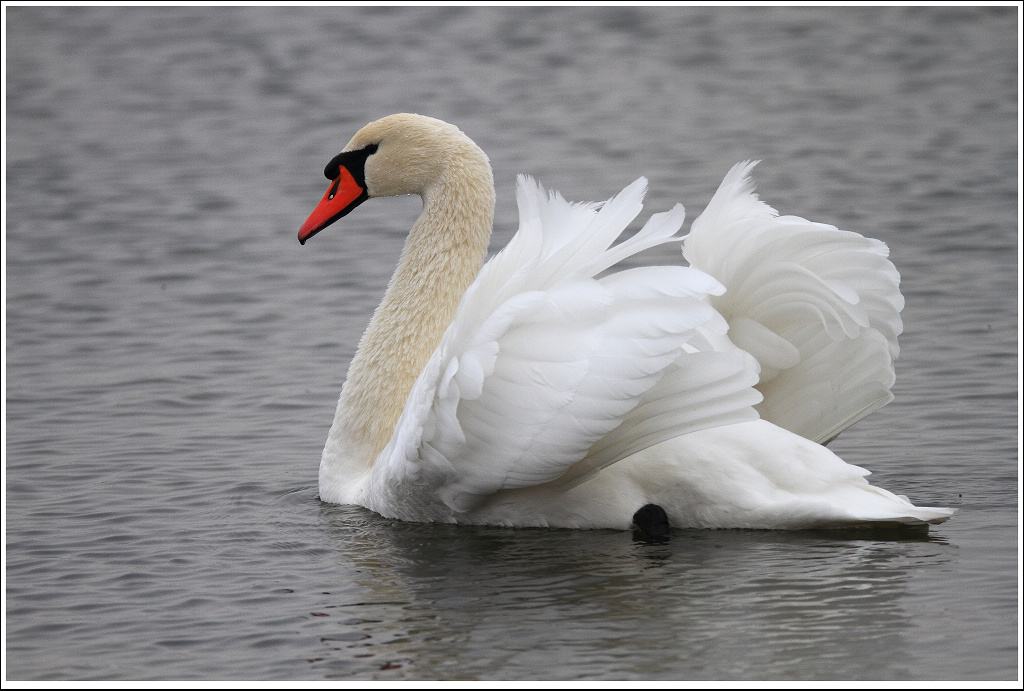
[[330, 154, 495, 469]]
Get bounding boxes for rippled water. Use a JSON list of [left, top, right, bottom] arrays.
[[5, 6, 1019, 681]]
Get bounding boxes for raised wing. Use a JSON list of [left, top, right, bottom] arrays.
[[370, 176, 761, 514], [684, 161, 904, 443]]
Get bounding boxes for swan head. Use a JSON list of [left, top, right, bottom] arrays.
[[298, 113, 490, 244]]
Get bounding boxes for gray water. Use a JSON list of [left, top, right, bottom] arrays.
[[4, 6, 1019, 681]]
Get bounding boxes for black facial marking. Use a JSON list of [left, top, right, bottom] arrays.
[[323, 143, 379, 184], [632, 503, 670, 541]]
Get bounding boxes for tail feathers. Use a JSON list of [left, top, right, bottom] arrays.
[[826, 479, 956, 526], [657, 421, 955, 530]]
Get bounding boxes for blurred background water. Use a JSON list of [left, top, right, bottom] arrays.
[[4, 6, 1018, 681]]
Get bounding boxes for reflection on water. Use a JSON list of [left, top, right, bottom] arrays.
[[312, 505, 952, 679], [5, 5, 1018, 681]]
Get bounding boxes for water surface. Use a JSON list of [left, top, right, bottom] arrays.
[[5, 6, 1018, 680]]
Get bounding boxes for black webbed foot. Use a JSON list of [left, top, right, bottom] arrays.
[[632, 503, 670, 542]]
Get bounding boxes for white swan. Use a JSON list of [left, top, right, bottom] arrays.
[[297, 113, 953, 531]]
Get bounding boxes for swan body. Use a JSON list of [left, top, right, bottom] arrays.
[[300, 113, 953, 530]]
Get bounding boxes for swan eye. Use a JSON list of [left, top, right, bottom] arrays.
[[323, 143, 379, 182]]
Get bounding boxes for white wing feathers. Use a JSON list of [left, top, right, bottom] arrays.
[[373, 176, 761, 513], [554, 348, 761, 489], [684, 161, 904, 443]]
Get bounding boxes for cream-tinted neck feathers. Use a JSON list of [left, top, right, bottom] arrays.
[[330, 115, 495, 464]]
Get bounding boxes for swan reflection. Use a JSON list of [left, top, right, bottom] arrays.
[[312, 503, 951, 679]]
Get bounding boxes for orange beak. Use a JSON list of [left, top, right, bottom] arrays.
[[297, 165, 368, 244]]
